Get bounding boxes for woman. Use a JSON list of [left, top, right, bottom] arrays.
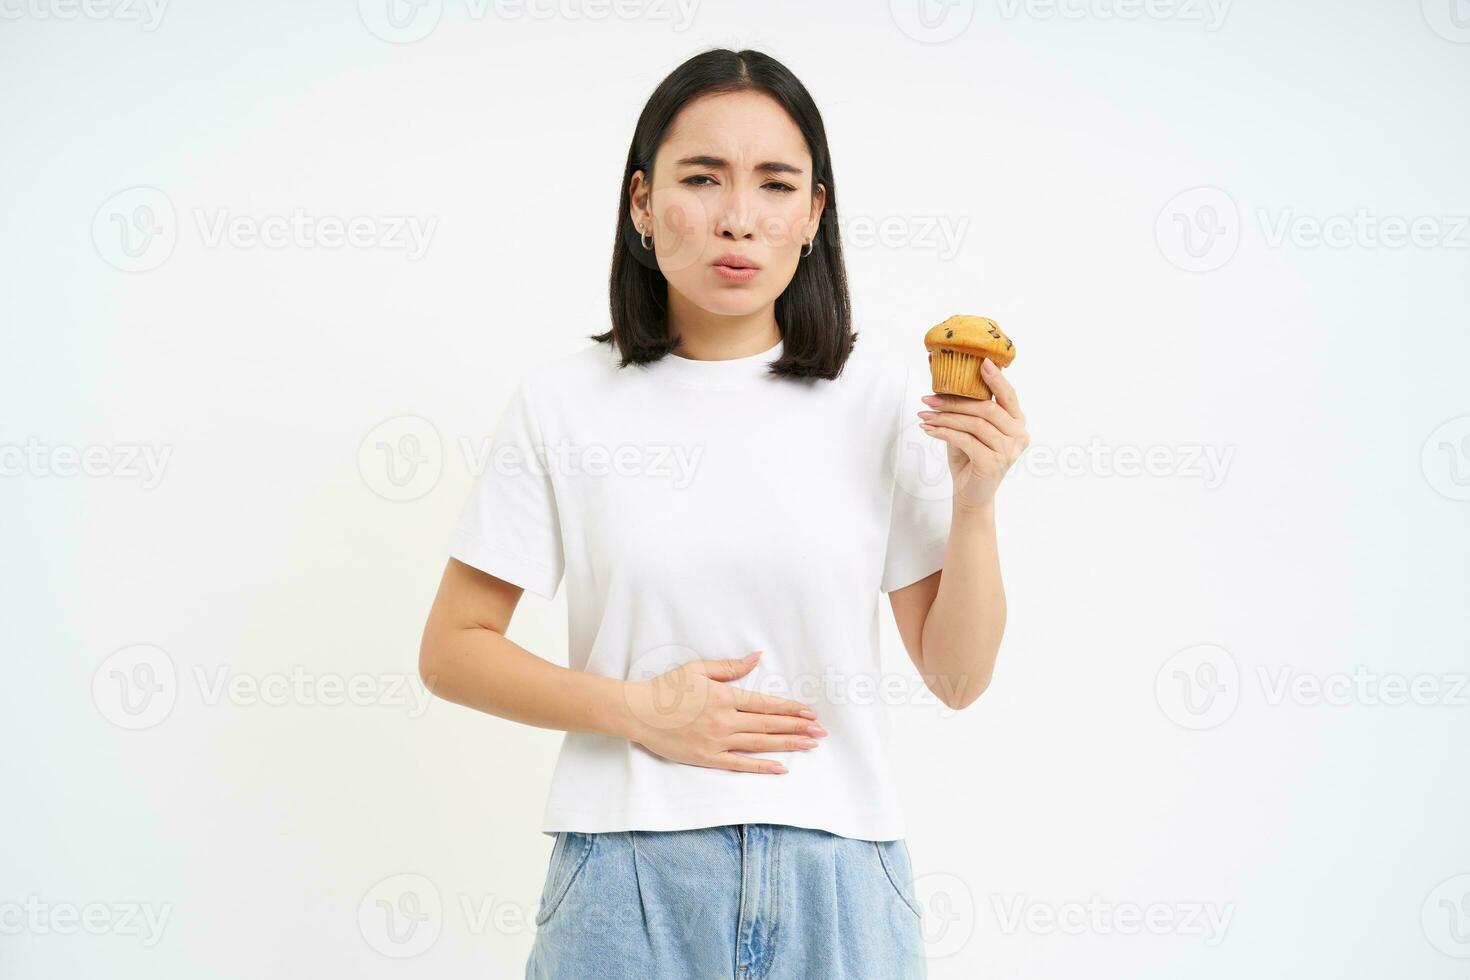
[[419, 48, 1028, 979]]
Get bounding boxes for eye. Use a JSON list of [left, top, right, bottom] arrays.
[[680, 175, 796, 193]]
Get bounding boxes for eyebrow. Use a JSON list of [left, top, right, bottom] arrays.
[[675, 154, 805, 176]]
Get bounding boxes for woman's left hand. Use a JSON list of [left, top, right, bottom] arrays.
[[917, 358, 1030, 513]]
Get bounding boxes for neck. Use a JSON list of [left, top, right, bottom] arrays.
[[666, 291, 781, 361]]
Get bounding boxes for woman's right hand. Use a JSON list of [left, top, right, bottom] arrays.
[[621, 651, 827, 774]]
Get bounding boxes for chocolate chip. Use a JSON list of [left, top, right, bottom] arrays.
[[945, 328, 954, 339]]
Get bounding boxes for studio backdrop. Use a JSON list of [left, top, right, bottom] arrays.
[[3, 2, 1468, 978]]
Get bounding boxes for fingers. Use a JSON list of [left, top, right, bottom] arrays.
[[696, 652, 762, 682], [680, 654, 822, 719], [730, 688, 817, 719], [637, 654, 831, 776], [921, 410, 1010, 453], [705, 709, 827, 774], [731, 712, 826, 737], [725, 732, 822, 754], [920, 395, 1023, 435], [981, 359, 1022, 417], [712, 752, 789, 775]]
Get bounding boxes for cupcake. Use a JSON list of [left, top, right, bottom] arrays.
[[924, 315, 1016, 400]]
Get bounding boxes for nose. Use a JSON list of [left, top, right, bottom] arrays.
[[714, 184, 757, 241]]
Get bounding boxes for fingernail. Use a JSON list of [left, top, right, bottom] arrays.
[[917, 411, 935, 419], [744, 650, 761, 661], [772, 763, 788, 773], [799, 709, 817, 719], [798, 738, 819, 748], [921, 394, 940, 405], [808, 724, 828, 736], [982, 358, 996, 373]]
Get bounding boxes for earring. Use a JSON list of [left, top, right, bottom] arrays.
[[637, 222, 653, 251], [801, 237, 814, 258]]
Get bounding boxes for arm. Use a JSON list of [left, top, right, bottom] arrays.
[[418, 557, 632, 737], [890, 358, 1028, 711], [418, 558, 825, 771], [890, 502, 1005, 711]]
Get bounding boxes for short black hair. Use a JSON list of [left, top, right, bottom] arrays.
[[591, 48, 857, 382]]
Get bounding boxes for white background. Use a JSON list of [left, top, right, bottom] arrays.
[[3, 0, 1469, 977]]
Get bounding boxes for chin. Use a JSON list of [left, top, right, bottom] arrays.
[[685, 288, 771, 318], [712, 297, 771, 317]]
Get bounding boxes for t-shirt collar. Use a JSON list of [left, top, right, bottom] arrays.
[[644, 336, 784, 389]]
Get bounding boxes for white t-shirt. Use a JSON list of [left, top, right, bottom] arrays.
[[447, 332, 953, 841]]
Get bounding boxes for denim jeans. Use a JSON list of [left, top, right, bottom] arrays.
[[526, 823, 927, 979]]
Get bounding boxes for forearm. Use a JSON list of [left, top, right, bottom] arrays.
[[920, 500, 1006, 709], [420, 626, 634, 738]]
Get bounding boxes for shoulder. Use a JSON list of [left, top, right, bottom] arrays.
[[517, 339, 623, 403]]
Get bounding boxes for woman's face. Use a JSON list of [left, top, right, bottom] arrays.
[[630, 90, 826, 319]]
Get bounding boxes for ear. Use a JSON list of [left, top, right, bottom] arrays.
[[807, 181, 827, 240], [628, 170, 652, 230]]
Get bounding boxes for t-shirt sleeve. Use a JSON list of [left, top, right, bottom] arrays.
[[880, 356, 953, 593], [447, 381, 566, 600]]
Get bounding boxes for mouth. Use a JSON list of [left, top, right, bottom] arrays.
[[712, 254, 760, 282]]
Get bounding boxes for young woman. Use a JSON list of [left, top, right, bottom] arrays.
[[419, 48, 1028, 980]]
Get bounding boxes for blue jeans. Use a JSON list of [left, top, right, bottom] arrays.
[[526, 823, 927, 979]]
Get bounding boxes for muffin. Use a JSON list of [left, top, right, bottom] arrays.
[[924, 315, 1016, 400]]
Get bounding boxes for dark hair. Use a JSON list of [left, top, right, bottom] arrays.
[[590, 48, 857, 381]]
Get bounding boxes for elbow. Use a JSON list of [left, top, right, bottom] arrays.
[[418, 631, 445, 697], [942, 671, 992, 711], [949, 688, 987, 711]]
